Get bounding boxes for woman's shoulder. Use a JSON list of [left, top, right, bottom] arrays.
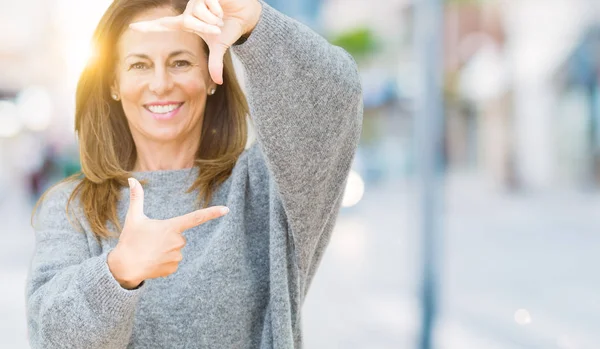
[[33, 176, 84, 228], [239, 141, 269, 175], [42, 176, 83, 204]]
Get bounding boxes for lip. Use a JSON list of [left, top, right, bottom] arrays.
[[144, 101, 183, 107], [143, 102, 184, 121]]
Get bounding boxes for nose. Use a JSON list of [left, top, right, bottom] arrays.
[[148, 65, 173, 96]]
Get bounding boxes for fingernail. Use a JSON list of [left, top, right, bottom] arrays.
[[221, 207, 229, 214], [217, 19, 225, 27], [128, 178, 136, 189], [211, 26, 221, 34]]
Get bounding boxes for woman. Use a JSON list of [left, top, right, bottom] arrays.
[[26, 0, 362, 347]]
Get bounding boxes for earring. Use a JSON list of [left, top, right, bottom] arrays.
[[208, 87, 216, 96], [111, 93, 120, 101]]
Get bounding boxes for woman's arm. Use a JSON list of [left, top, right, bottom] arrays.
[[231, 1, 363, 273], [26, 184, 143, 349]]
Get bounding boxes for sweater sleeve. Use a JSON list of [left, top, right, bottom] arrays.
[[25, 183, 144, 349], [231, 1, 363, 274]]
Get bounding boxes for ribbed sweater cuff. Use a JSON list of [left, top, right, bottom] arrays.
[[231, 0, 294, 75], [77, 251, 145, 318]]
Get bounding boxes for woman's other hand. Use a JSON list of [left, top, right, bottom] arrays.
[[129, 0, 262, 85], [107, 178, 229, 289]]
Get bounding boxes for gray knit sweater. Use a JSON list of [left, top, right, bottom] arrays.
[[25, 2, 363, 348]]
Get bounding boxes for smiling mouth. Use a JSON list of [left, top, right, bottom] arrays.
[[144, 102, 184, 114]]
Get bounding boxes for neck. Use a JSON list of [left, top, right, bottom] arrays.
[[133, 134, 200, 172]]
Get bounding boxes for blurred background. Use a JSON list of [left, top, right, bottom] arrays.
[[1, 0, 600, 348]]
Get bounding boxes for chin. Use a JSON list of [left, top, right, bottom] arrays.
[[146, 128, 186, 142]]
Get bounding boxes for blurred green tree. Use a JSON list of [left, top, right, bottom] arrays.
[[328, 27, 379, 63]]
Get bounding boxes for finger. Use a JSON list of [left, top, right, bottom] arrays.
[[158, 262, 179, 276], [181, 14, 221, 35], [170, 251, 184, 263], [167, 234, 186, 251], [169, 206, 229, 232], [205, 0, 224, 19], [127, 178, 144, 218], [131, 15, 221, 35], [129, 16, 183, 32], [208, 42, 227, 85], [190, 2, 225, 27]]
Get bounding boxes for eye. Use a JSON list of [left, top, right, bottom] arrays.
[[129, 62, 148, 70], [172, 60, 192, 68]]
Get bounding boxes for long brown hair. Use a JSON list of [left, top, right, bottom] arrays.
[[33, 0, 248, 239]]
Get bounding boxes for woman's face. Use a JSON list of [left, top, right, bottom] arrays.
[[113, 6, 213, 144]]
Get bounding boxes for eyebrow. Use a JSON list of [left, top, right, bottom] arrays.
[[125, 50, 196, 60]]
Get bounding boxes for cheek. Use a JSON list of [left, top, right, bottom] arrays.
[[119, 82, 143, 125], [177, 76, 206, 97], [177, 77, 208, 120], [119, 77, 145, 103]]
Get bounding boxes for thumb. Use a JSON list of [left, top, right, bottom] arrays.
[[127, 177, 145, 219], [208, 42, 227, 85]]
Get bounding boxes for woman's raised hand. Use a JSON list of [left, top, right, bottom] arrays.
[[129, 0, 262, 85], [107, 178, 229, 289]]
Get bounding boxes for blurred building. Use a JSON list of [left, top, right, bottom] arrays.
[[443, 0, 512, 188], [555, 26, 600, 188], [0, 0, 111, 196], [441, 0, 600, 192]]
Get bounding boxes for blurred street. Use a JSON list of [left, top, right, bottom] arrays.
[[3, 172, 600, 348], [306, 174, 600, 349]]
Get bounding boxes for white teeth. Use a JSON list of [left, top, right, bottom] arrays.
[[147, 104, 180, 114]]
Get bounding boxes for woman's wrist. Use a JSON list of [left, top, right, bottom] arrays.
[[242, 0, 262, 38], [234, 1, 262, 46], [107, 247, 143, 290]]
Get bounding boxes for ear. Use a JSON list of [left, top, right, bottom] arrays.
[[110, 79, 119, 98], [110, 74, 117, 91], [109, 67, 120, 95]]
